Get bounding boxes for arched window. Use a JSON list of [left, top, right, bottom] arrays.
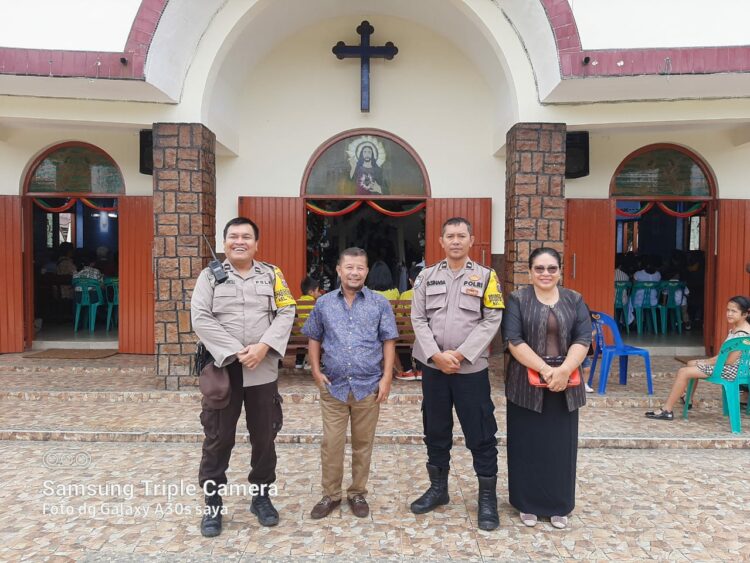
[[612, 145, 711, 198], [303, 130, 429, 197], [27, 144, 124, 194]]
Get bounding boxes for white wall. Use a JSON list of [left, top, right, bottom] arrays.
[[216, 16, 507, 252], [569, 0, 750, 49], [565, 127, 750, 200], [0, 0, 139, 51], [0, 127, 152, 196]]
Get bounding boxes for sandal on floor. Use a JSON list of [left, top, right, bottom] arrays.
[[645, 409, 674, 420], [519, 512, 537, 527], [679, 395, 693, 410], [550, 515, 568, 529]]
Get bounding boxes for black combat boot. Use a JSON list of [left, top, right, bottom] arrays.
[[250, 488, 279, 526], [410, 464, 450, 514], [476, 475, 499, 531], [200, 493, 223, 537]]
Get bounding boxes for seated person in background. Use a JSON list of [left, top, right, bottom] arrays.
[[367, 260, 399, 300], [56, 242, 77, 300], [614, 254, 630, 282], [295, 276, 322, 369], [95, 245, 117, 277], [56, 242, 77, 275], [73, 253, 104, 286], [395, 265, 423, 382], [632, 255, 662, 308], [581, 307, 597, 393], [646, 295, 750, 420], [662, 269, 691, 330]]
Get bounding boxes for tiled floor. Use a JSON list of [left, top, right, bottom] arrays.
[[1, 442, 749, 561], [1, 354, 749, 560]]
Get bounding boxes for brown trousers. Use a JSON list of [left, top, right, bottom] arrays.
[[319, 386, 380, 501], [198, 361, 283, 488]]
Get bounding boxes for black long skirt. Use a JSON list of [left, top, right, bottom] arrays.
[[506, 389, 579, 517]]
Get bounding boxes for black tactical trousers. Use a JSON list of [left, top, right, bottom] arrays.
[[198, 361, 284, 487], [421, 365, 498, 476]]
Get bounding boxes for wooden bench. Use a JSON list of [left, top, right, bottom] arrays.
[[287, 299, 415, 350]]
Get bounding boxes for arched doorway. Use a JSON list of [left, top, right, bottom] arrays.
[[238, 128, 492, 299], [22, 142, 125, 349], [565, 143, 718, 354], [301, 129, 430, 293], [611, 144, 716, 352]]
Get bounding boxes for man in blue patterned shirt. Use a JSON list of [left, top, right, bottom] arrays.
[[302, 247, 398, 520]]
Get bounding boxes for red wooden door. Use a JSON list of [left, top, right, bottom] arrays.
[[0, 196, 25, 353], [425, 198, 492, 266], [563, 199, 616, 315], [712, 200, 750, 353], [238, 197, 306, 300], [118, 196, 155, 354]]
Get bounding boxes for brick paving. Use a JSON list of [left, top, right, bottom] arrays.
[[0, 442, 748, 561], [0, 354, 748, 560]]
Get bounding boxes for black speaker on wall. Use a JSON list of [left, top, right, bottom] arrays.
[[565, 131, 589, 179], [139, 129, 153, 175]]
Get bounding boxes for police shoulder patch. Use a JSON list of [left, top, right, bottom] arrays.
[[482, 269, 505, 309], [272, 266, 296, 308]]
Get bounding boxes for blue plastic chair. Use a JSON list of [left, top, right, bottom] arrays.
[[73, 279, 104, 333], [105, 278, 119, 332], [658, 280, 685, 334], [631, 281, 660, 335], [588, 311, 654, 395], [614, 281, 631, 334], [683, 336, 750, 433]]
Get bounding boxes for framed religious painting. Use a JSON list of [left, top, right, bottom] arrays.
[[304, 131, 428, 198]]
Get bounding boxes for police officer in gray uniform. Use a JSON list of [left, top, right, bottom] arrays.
[[409, 217, 505, 531], [191, 217, 296, 537]]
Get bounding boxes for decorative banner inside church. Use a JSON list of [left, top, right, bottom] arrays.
[[305, 134, 426, 197]]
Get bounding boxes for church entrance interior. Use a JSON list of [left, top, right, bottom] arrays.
[[305, 199, 425, 293], [31, 198, 120, 347], [615, 200, 707, 350], [24, 143, 125, 349], [611, 145, 713, 353], [301, 129, 431, 295]]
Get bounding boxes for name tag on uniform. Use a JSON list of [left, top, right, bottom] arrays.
[[461, 285, 481, 297]]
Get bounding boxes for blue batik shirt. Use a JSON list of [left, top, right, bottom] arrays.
[[302, 287, 399, 402]]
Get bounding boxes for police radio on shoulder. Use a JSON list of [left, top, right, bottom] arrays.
[[202, 234, 228, 285]]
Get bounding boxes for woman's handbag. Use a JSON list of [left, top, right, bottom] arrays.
[[194, 342, 230, 409], [527, 355, 581, 388]]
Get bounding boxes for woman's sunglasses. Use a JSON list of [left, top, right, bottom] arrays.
[[532, 265, 559, 274]]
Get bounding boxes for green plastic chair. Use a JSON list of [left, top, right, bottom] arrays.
[[631, 281, 660, 335], [72, 279, 104, 333], [683, 336, 750, 433], [105, 278, 119, 332], [658, 280, 686, 334], [614, 281, 631, 334]]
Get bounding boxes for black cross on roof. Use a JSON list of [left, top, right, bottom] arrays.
[[332, 21, 398, 113]]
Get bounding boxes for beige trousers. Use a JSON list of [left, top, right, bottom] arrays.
[[319, 385, 380, 501]]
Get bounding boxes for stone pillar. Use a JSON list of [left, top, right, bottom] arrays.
[[503, 123, 566, 296], [153, 123, 216, 390]]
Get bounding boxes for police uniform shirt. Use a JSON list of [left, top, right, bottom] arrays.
[[411, 259, 504, 374], [191, 259, 296, 387]]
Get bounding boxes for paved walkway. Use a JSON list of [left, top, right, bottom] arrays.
[[1, 354, 749, 561], [1, 442, 749, 561]]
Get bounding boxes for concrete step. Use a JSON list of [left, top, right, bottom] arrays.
[[0, 387, 728, 410], [1, 397, 747, 449]]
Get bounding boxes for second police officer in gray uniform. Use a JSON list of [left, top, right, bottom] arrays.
[[409, 217, 505, 531]]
